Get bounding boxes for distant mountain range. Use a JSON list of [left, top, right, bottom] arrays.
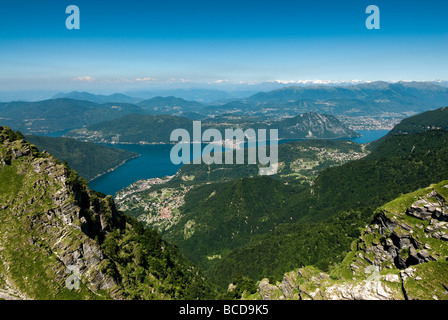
[[54, 81, 448, 112], [124, 88, 240, 103], [0, 98, 146, 134], [243, 81, 448, 116], [1, 80, 446, 102], [52, 91, 143, 104], [2, 81, 448, 135], [136, 96, 205, 115]]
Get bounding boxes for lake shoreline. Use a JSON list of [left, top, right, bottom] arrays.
[[87, 153, 141, 183], [88, 129, 390, 196]]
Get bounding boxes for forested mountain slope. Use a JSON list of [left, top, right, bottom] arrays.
[[0, 126, 215, 299]]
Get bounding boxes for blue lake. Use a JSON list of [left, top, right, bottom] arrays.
[[348, 129, 390, 144], [86, 129, 390, 196], [89, 143, 183, 196]]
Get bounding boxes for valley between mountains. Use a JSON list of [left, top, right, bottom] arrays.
[[1, 85, 448, 300], [113, 108, 448, 295]]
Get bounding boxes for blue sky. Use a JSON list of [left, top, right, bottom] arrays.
[[0, 0, 447, 93]]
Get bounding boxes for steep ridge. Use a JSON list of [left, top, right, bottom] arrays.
[[24, 135, 139, 181], [0, 126, 214, 299], [250, 180, 448, 300], [270, 112, 360, 139], [388, 106, 448, 135], [368, 106, 448, 150]]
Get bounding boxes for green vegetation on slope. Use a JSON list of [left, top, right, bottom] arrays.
[[0, 98, 146, 134], [100, 215, 216, 299], [65, 114, 194, 144], [310, 130, 448, 218], [25, 135, 139, 181], [245, 180, 448, 300], [388, 106, 448, 135], [165, 129, 448, 289], [247, 180, 448, 300], [65, 111, 360, 144], [165, 139, 367, 187], [367, 106, 448, 150], [0, 126, 215, 299], [210, 208, 374, 289], [165, 177, 298, 262]]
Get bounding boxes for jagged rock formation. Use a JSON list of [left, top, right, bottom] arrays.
[[0, 128, 117, 299], [252, 181, 448, 300], [0, 126, 213, 299]]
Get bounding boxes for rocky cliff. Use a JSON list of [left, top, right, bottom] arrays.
[[0, 126, 213, 299], [250, 180, 448, 300]]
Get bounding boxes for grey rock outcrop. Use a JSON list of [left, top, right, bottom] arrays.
[[0, 132, 119, 298], [254, 184, 448, 300]]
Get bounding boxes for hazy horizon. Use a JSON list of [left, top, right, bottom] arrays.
[[1, 0, 447, 96], [1, 79, 448, 102]]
